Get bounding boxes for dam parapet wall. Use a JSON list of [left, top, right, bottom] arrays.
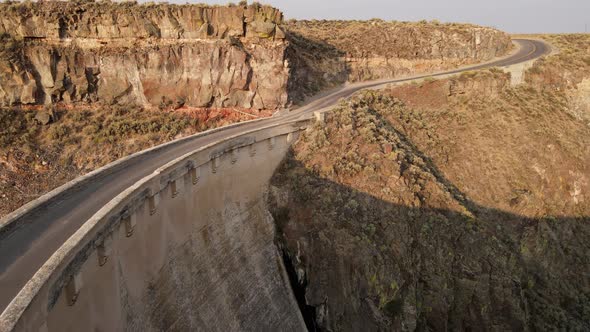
[[0, 120, 309, 332]]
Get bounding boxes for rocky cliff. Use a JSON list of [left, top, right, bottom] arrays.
[[285, 19, 512, 101], [0, 1, 288, 109], [1, 3, 515, 110]]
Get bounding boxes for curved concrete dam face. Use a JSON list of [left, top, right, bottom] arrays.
[[1, 123, 307, 331]]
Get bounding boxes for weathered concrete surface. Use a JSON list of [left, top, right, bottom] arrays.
[[47, 153, 303, 331], [1, 126, 306, 332]]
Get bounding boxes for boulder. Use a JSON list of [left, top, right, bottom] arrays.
[[249, 21, 276, 38], [274, 26, 285, 40], [35, 111, 52, 125]]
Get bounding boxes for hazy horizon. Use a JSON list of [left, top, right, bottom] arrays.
[[160, 0, 589, 34]]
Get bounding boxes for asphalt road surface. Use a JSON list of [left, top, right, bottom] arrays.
[[0, 38, 549, 313]]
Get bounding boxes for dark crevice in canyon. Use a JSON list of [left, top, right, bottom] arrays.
[[280, 249, 320, 332]]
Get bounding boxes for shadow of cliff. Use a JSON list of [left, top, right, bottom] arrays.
[[270, 107, 590, 330], [271, 153, 590, 331], [284, 30, 350, 105]]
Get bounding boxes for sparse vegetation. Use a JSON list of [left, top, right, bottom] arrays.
[[271, 83, 590, 330], [0, 105, 266, 216], [524, 34, 590, 89], [1, 2, 588, 329], [285, 19, 511, 102], [271, 34, 590, 331], [285, 19, 510, 60]]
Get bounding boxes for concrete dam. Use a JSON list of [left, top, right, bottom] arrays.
[[0, 120, 310, 331]]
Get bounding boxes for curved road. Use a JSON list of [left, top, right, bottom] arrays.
[[0, 39, 549, 313]]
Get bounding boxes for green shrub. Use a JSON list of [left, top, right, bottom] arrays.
[[49, 124, 68, 140]]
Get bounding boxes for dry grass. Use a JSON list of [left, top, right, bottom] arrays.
[[285, 19, 510, 59], [284, 19, 512, 102], [0, 105, 265, 217], [271, 87, 590, 330], [364, 34, 590, 218], [271, 36, 590, 328], [524, 34, 590, 88], [384, 78, 589, 217]]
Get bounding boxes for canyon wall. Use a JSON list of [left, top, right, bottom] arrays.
[[269, 88, 590, 330], [285, 19, 512, 101], [0, 2, 516, 110], [1, 3, 515, 110], [0, 2, 288, 109]]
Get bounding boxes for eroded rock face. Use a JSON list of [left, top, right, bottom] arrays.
[[0, 2, 282, 40], [285, 20, 513, 102], [0, 2, 288, 109]]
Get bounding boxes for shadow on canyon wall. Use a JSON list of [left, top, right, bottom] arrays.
[[285, 30, 349, 104], [270, 106, 590, 330], [273, 156, 590, 331]]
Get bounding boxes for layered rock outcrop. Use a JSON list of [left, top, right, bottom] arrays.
[[0, 1, 288, 109], [285, 19, 512, 101], [0, 3, 515, 109], [1, 3, 515, 110]]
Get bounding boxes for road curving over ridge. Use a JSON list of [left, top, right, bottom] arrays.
[[0, 38, 549, 315]]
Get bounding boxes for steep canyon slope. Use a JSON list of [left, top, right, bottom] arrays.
[[0, 1, 289, 216], [269, 35, 590, 330], [1, 2, 584, 331], [0, 2, 513, 109]]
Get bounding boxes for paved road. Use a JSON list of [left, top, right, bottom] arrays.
[[0, 39, 549, 313]]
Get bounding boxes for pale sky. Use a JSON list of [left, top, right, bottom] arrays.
[[162, 0, 590, 33]]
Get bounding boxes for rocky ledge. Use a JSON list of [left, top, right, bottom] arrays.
[[0, 1, 288, 109]]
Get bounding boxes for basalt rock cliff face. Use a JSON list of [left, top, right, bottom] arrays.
[[0, 3, 514, 110], [0, 2, 288, 109], [285, 20, 512, 102]]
